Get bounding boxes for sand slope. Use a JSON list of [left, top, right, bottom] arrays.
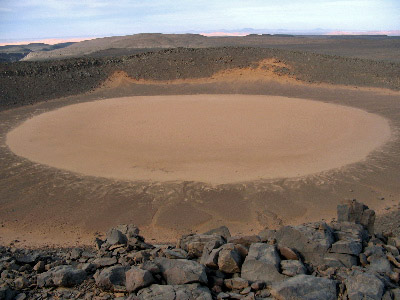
[[6, 95, 390, 184]]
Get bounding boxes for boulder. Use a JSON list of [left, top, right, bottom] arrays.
[[369, 257, 392, 274], [125, 267, 154, 292], [337, 200, 375, 233], [137, 283, 212, 300], [330, 240, 362, 256], [92, 257, 117, 267], [178, 234, 225, 258], [15, 253, 39, 265], [204, 226, 231, 240], [217, 244, 242, 274], [281, 260, 307, 277], [323, 253, 358, 268], [116, 224, 140, 238], [37, 265, 86, 288], [154, 258, 208, 285], [224, 278, 249, 290], [331, 222, 368, 243], [200, 239, 225, 266], [106, 228, 128, 246], [241, 243, 285, 283], [271, 275, 337, 300], [345, 272, 384, 300], [227, 235, 261, 248], [94, 265, 127, 290], [275, 222, 335, 266]]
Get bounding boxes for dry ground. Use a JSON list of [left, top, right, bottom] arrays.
[[0, 57, 399, 247]]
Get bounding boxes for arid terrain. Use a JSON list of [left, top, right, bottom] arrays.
[[0, 36, 400, 248], [0, 33, 400, 299]]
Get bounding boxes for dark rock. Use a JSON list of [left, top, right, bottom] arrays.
[[281, 260, 307, 277], [271, 275, 337, 300], [337, 200, 375, 233], [125, 267, 154, 292], [162, 248, 188, 259], [331, 240, 362, 256], [323, 253, 358, 268], [224, 277, 249, 290], [275, 222, 335, 266], [116, 224, 140, 238], [137, 283, 212, 300], [241, 243, 285, 283], [346, 272, 384, 300], [94, 265, 127, 291], [106, 229, 128, 246], [93, 257, 118, 267], [154, 257, 208, 285], [204, 226, 231, 240], [369, 257, 392, 274], [33, 261, 45, 273], [227, 235, 261, 248], [0, 284, 15, 300], [217, 244, 242, 274], [178, 234, 225, 258], [15, 253, 39, 265], [13, 277, 29, 290], [37, 265, 86, 287]]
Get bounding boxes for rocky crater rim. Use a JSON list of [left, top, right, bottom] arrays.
[[5, 94, 391, 184]]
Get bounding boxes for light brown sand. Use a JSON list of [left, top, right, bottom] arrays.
[[6, 94, 391, 184]]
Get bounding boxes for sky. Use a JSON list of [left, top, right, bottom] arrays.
[[0, 0, 399, 42]]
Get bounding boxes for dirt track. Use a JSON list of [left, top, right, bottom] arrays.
[[0, 67, 400, 247]]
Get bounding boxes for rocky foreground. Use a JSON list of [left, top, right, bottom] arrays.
[[1, 200, 400, 300]]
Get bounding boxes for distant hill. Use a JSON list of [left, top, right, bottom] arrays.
[[19, 33, 400, 63], [1, 33, 399, 63], [0, 42, 75, 62]]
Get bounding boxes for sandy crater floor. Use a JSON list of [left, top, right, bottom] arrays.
[[6, 94, 391, 184]]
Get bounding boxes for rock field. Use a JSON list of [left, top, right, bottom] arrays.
[[1, 200, 400, 300]]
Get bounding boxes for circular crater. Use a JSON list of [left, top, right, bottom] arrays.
[[6, 94, 391, 183]]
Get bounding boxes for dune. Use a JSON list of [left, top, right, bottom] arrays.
[[6, 94, 390, 184]]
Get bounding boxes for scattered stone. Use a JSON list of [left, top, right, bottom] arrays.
[[37, 265, 86, 288], [106, 229, 128, 246], [271, 275, 337, 300], [346, 272, 384, 300], [331, 240, 362, 256], [137, 283, 212, 300], [93, 257, 118, 267], [323, 253, 358, 268], [224, 278, 249, 290], [94, 266, 127, 291], [33, 261, 45, 273], [281, 260, 307, 277], [154, 257, 208, 285], [241, 243, 285, 283], [13, 277, 29, 290], [217, 244, 242, 274], [125, 267, 154, 292], [178, 234, 225, 258], [204, 226, 231, 240], [337, 199, 375, 233], [275, 222, 335, 265], [227, 235, 261, 248]]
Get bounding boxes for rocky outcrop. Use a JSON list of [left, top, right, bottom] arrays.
[[1, 200, 400, 299]]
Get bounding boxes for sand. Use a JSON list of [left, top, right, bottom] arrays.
[[6, 94, 390, 184]]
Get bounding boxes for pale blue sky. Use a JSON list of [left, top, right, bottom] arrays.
[[0, 0, 399, 41]]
